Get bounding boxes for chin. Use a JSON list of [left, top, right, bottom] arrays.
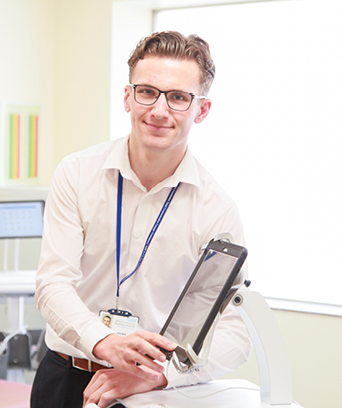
[[142, 134, 173, 151]]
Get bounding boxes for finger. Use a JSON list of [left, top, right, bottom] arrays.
[[156, 335, 176, 351], [134, 354, 166, 374], [84, 370, 111, 396], [83, 383, 102, 407], [130, 364, 163, 382], [84, 382, 116, 408], [97, 392, 118, 408], [116, 333, 167, 365], [137, 354, 166, 373], [138, 341, 172, 363], [107, 353, 160, 381], [140, 331, 175, 351], [83, 370, 114, 406]]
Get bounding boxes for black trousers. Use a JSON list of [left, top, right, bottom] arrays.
[[30, 349, 95, 408], [30, 349, 125, 408]]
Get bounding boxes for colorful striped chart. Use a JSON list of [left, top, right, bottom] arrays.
[[9, 114, 21, 179], [28, 114, 39, 178], [2, 104, 40, 183]]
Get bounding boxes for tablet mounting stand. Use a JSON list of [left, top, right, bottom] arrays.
[[171, 290, 293, 406]]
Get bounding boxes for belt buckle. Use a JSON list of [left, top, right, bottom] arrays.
[[72, 356, 92, 372]]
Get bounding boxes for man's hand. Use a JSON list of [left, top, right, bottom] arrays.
[[92, 330, 174, 381], [82, 368, 168, 408]]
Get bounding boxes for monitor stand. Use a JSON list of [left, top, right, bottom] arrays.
[[233, 290, 293, 405]]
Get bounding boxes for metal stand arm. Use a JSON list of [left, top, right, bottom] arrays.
[[233, 291, 292, 405]]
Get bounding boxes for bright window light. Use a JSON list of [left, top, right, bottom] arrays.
[[154, 0, 342, 306]]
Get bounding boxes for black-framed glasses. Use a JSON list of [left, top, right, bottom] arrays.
[[129, 84, 206, 112]]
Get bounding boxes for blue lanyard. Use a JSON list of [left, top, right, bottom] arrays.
[[116, 172, 180, 308]]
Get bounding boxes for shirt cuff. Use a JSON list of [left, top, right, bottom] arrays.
[[79, 322, 115, 365]]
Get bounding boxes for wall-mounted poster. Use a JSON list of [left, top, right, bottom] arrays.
[[0, 103, 40, 185]]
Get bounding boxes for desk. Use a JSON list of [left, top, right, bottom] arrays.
[[117, 380, 303, 408], [0, 379, 31, 408]]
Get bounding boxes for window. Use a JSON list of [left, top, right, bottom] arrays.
[[111, 0, 342, 312]]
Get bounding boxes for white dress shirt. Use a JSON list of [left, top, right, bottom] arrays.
[[35, 136, 252, 387]]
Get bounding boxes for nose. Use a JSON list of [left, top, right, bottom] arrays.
[[151, 93, 170, 119]]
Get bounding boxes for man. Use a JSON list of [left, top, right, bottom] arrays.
[[102, 316, 111, 328], [31, 31, 252, 408]]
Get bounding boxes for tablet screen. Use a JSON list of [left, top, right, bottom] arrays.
[[160, 239, 247, 358]]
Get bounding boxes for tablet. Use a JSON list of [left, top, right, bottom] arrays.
[[159, 234, 248, 370]]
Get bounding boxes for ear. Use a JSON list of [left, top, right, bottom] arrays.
[[124, 85, 131, 113], [194, 98, 212, 124]]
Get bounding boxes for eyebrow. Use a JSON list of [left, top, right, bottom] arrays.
[[137, 83, 191, 94]]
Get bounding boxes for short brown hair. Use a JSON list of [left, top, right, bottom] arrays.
[[128, 31, 216, 95]]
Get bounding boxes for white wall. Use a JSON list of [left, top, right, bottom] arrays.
[[223, 309, 342, 408], [0, 0, 112, 186], [0, 1, 341, 408], [54, 0, 112, 164], [0, 0, 56, 186]]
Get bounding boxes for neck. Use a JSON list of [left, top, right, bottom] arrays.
[[128, 138, 186, 191]]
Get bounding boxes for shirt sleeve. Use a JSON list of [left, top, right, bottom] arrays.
[[35, 158, 113, 361]]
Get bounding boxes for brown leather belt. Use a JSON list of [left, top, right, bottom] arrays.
[[56, 351, 112, 372]]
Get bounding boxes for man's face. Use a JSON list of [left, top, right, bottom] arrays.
[[124, 56, 211, 157], [103, 316, 111, 327]]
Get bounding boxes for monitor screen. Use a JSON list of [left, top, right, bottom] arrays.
[[0, 201, 45, 239]]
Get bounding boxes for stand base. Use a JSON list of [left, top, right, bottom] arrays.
[[114, 380, 302, 408]]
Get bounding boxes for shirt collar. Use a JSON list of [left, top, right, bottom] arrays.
[[103, 135, 201, 190], [103, 135, 134, 180]]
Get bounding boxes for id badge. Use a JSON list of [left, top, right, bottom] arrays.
[[99, 309, 139, 336]]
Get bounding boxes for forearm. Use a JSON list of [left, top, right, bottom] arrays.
[[83, 369, 168, 408], [36, 279, 113, 360]]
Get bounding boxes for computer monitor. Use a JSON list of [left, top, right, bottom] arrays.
[[0, 201, 45, 239]]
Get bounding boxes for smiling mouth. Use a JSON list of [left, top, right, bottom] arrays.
[[145, 122, 173, 132]]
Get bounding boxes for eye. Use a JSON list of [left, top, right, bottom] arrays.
[[137, 86, 158, 97], [169, 92, 188, 102]]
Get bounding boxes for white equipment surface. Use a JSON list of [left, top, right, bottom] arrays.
[[117, 379, 302, 408], [85, 379, 302, 408], [0, 270, 36, 296]]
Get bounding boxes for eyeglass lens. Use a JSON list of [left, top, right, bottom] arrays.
[[134, 85, 192, 111]]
